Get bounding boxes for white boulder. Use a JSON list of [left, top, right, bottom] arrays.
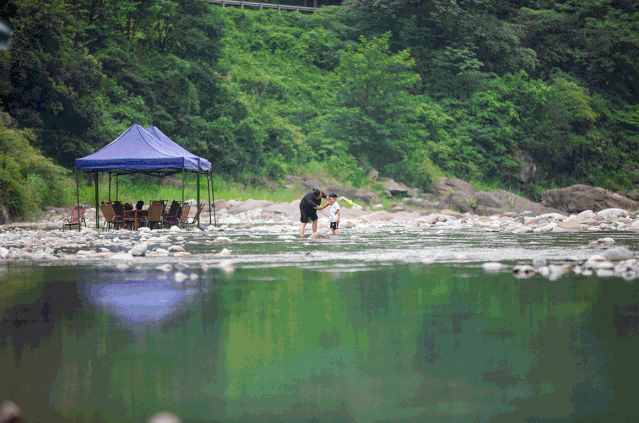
[[482, 262, 504, 272], [130, 242, 148, 257], [597, 208, 628, 219]]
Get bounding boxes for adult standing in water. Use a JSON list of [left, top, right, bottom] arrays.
[[299, 188, 327, 238]]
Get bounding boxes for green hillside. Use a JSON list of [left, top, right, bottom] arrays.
[[1, 0, 638, 217]]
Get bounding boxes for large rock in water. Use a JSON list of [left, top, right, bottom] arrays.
[[542, 184, 639, 213], [430, 177, 553, 214], [433, 178, 477, 212], [475, 190, 553, 215]]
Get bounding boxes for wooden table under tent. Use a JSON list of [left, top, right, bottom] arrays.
[[74, 123, 217, 231]]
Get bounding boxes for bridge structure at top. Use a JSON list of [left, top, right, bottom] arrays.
[[207, 0, 324, 13]]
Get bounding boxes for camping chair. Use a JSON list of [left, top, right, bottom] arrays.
[[154, 200, 167, 216], [177, 202, 191, 228], [182, 201, 206, 228], [123, 207, 147, 230], [163, 200, 181, 228], [62, 206, 86, 231], [147, 201, 164, 229], [100, 202, 116, 230], [112, 201, 124, 222], [106, 201, 125, 229]]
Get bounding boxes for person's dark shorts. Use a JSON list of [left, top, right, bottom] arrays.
[[300, 206, 318, 223], [330, 222, 339, 230]]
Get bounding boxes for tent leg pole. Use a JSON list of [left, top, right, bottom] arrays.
[[182, 168, 185, 203], [94, 172, 100, 230], [76, 169, 81, 232], [207, 170, 212, 225], [196, 172, 201, 228], [115, 174, 119, 201], [211, 173, 217, 227], [108, 172, 112, 201]]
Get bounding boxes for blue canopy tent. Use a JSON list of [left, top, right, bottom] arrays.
[[75, 123, 216, 229]]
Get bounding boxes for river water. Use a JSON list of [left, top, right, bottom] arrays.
[[1, 227, 639, 422]]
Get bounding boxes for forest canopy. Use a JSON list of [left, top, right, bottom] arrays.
[[1, 0, 638, 213]]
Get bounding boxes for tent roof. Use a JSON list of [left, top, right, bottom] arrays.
[[75, 123, 211, 173]]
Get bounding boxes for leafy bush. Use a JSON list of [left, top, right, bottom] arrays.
[[0, 118, 68, 218]]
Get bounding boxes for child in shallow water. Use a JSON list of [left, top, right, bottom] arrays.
[[327, 193, 340, 235]]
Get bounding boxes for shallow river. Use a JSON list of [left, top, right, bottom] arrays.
[[1, 227, 639, 422]]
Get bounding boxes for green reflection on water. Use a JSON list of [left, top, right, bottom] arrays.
[[1, 265, 639, 422]]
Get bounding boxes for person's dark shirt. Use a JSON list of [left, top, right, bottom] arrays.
[[301, 192, 321, 210]]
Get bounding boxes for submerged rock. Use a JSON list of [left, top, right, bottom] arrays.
[[602, 246, 634, 261]]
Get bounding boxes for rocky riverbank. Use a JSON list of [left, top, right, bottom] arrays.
[[1, 195, 638, 282]]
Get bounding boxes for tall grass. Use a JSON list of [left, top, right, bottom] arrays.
[[63, 173, 304, 206]]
